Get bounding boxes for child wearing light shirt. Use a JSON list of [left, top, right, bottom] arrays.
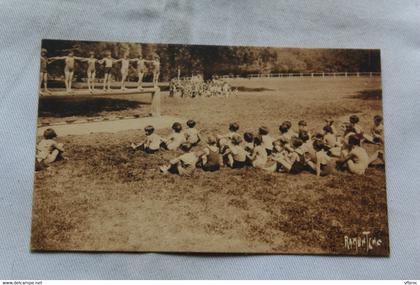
[[160, 143, 198, 175], [299, 131, 316, 162], [184, 119, 201, 146], [364, 115, 384, 144], [218, 122, 240, 141], [338, 135, 369, 175], [298, 120, 311, 139], [307, 140, 335, 176], [131, 125, 162, 154], [223, 134, 248, 169], [36, 128, 64, 169], [200, 135, 222, 172], [162, 122, 185, 150], [250, 136, 268, 168], [268, 139, 306, 174], [349, 115, 364, 137], [371, 115, 384, 144], [277, 124, 293, 144], [323, 125, 342, 157], [258, 126, 274, 155]]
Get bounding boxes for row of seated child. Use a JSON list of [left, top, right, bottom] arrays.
[[129, 114, 384, 176]]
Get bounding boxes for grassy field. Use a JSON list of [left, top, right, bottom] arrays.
[[31, 77, 389, 255]]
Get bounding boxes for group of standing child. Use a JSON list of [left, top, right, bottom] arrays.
[[169, 77, 237, 98], [40, 48, 160, 94]]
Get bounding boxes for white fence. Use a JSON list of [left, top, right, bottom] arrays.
[[217, 72, 381, 79]]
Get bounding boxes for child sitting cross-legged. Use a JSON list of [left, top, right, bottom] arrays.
[[218, 122, 240, 141], [299, 130, 316, 162], [323, 125, 342, 157], [243, 132, 255, 166], [258, 126, 274, 155], [36, 128, 65, 170], [277, 123, 294, 145], [184, 119, 201, 146], [266, 138, 307, 174], [298, 120, 311, 139], [307, 140, 336, 177], [337, 134, 384, 175], [161, 122, 185, 150], [130, 125, 162, 154], [223, 134, 248, 169], [198, 135, 222, 172], [249, 135, 268, 169], [159, 143, 198, 175], [363, 115, 384, 145]]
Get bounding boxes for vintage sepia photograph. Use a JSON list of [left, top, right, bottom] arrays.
[[31, 39, 388, 256]]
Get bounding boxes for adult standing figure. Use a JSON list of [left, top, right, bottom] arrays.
[[50, 51, 83, 93], [151, 54, 160, 87], [39, 48, 50, 94], [115, 52, 130, 90], [131, 54, 147, 90], [77, 51, 98, 93], [99, 51, 116, 92], [85, 51, 98, 92]]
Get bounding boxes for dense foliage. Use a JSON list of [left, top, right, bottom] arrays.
[[42, 40, 381, 81]]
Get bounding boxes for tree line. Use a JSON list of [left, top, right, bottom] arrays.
[[42, 39, 381, 81]]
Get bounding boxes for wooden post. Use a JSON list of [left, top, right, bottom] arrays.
[[151, 87, 161, 117]]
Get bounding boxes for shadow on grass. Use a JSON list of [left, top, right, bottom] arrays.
[[349, 89, 382, 100], [38, 96, 146, 117], [235, 86, 274, 92]]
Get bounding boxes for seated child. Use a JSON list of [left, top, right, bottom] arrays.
[[324, 118, 337, 134], [299, 130, 316, 162], [160, 143, 198, 175], [277, 123, 293, 144], [218, 122, 240, 141], [223, 134, 248, 169], [298, 120, 311, 139], [185, 119, 201, 146], [268, 139, 307, 174], [323, 125, 342, 157], [249, 136, 268, 168], [200, 135, 222, 172], [243, 132, 255, 154], [259, 126, 274, 155], [243, 132, 255, 165], [162, 122, 185, 150], [371, 115, 384, 144], [217, 122, 240, 154], [282, 120, 298, 138], [307, 140, 335, 176], [36, 128, 64, 169], [341, 122, 356, 146], [337, 135, 369, 175], [349, 115, 364, 138], [364, 115, 384, 144], [131, 125, 162, 153]]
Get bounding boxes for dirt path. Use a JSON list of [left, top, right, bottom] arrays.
[[37, 116, 185, 136]]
